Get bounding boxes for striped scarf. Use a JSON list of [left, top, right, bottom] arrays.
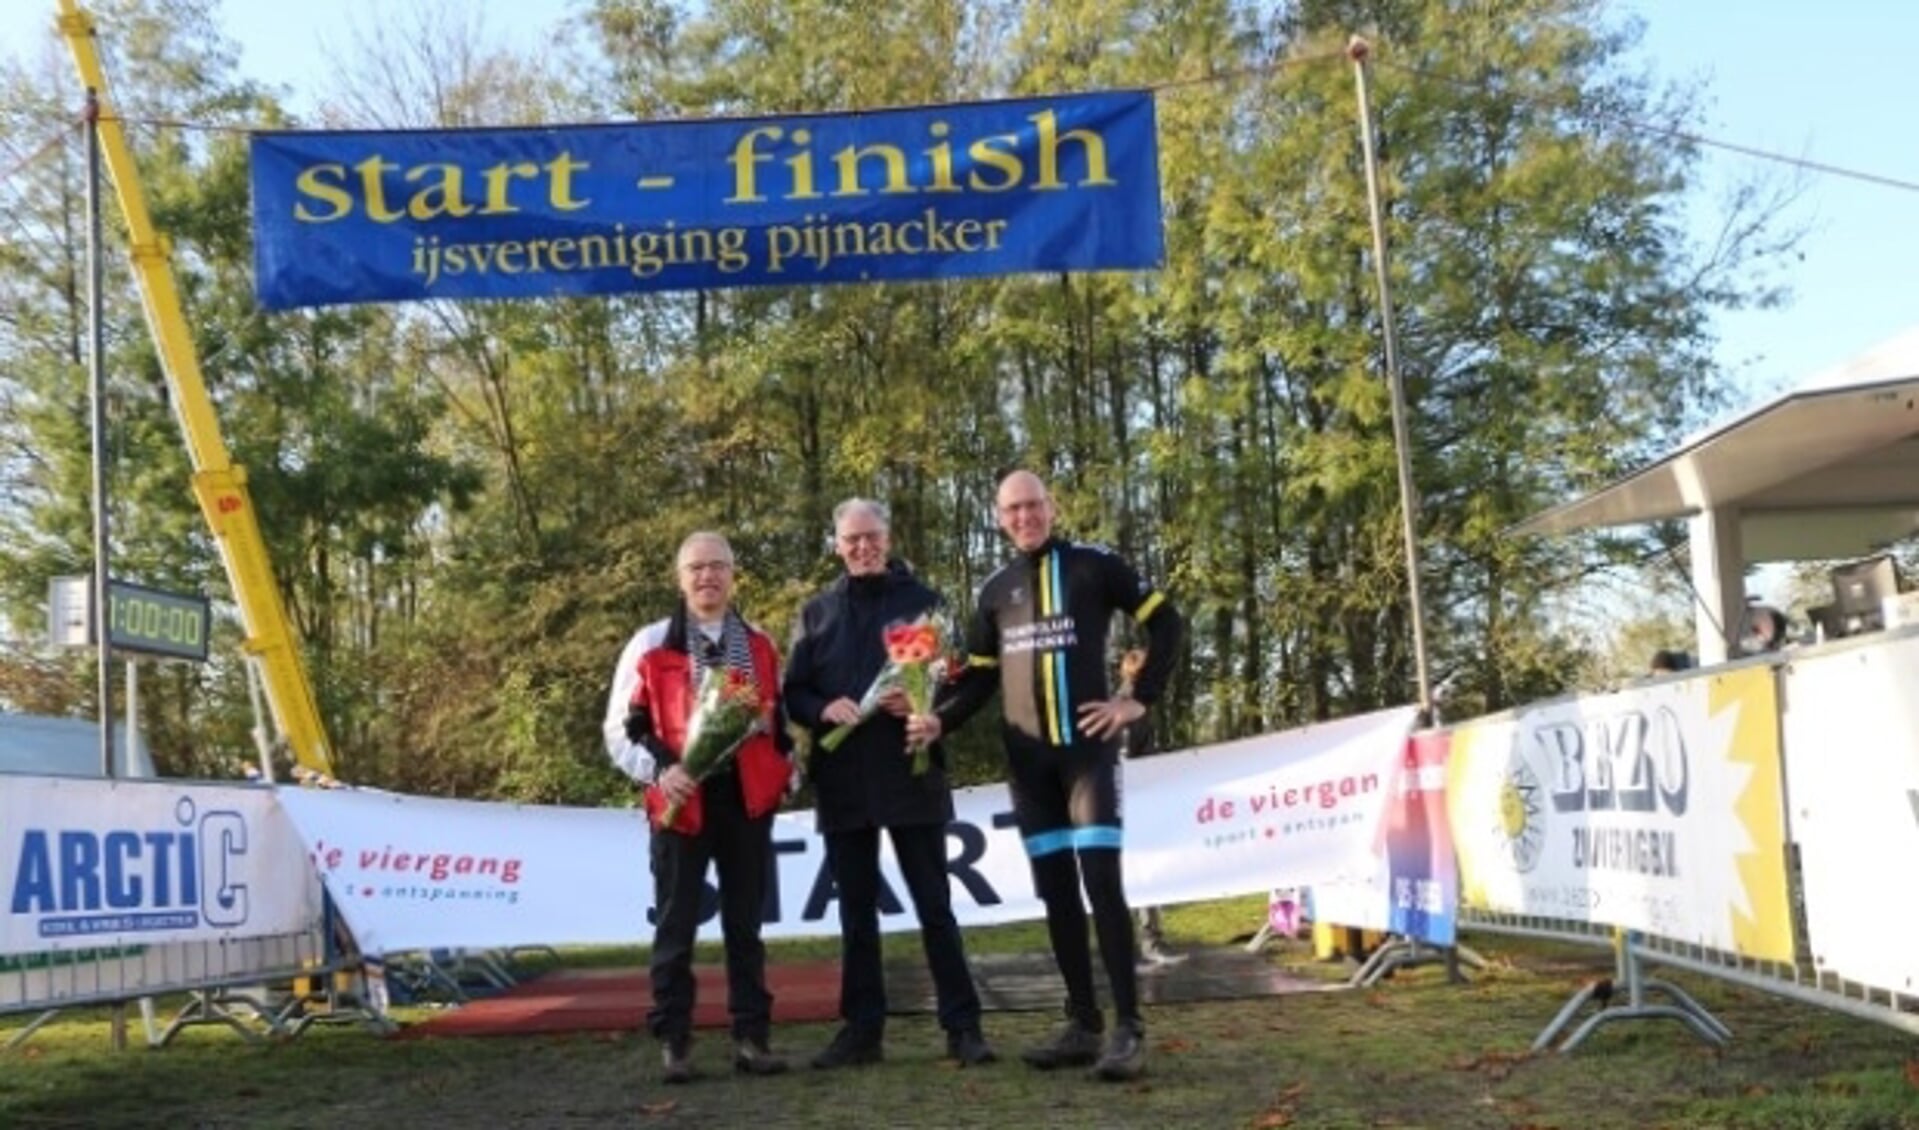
[[689, 610, 755, 682]]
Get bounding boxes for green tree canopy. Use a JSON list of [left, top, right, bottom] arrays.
[[0, 0, 1794, 797]]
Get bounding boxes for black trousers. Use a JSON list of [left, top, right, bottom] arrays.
[[823, 822, 982, 1035], [647, 771, 774, 1044], [1006, 736, 1138, 1030]]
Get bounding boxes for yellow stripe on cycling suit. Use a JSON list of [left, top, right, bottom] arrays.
[[1037, 553, 1065, 744], [967, 654, 999, 668], [1041, 650, 1065, 745], [1134, 591, 1164, 623]]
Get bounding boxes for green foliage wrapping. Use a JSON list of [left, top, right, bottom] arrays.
[[816, 663, 903, 753], [900, 661, 933, 777]]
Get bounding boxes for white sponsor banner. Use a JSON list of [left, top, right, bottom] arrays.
[[280, 707, 1415, 952], [1781, 631, 1919, 994], [0, 777, 319, 957], [1446, 666, 1793, 961], [1115, 706, 1415, 910], [883, 704, 1413, 942], [275, 788, 652, 955]]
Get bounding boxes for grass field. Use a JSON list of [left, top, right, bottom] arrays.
[[2, 897, 1915, 1129]]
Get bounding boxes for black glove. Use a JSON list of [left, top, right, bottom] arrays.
[[624, 704, 653, 745], [624, 705, 675, 776]]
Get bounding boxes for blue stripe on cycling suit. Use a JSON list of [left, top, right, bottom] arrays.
[[1050, 551, 1074, 746], [1023, 826, 1124, 857], [1023, 829, 1076, 857]]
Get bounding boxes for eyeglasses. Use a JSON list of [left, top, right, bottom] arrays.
[[837, 530, 886, 547], [678, 559, 733, 575]]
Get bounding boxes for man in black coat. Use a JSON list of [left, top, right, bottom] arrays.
[[783, 498, 995, 1070]]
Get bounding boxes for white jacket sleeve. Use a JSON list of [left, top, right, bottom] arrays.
[[603, 625, 659, 783]]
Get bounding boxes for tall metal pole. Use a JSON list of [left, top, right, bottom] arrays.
[[86, 85, 131, 1054], [125, 660, 138, 776], [1348, 37, 1435, 720], [60, 0, 336, 779], [86, 88, 116, 776]]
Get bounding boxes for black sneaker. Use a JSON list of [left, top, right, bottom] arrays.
[[1019, 1018, 1103, 1070], [946, 1027, 998, 1067], [733, 1037, 789, 1076], [661, 1035, 694, 1085], [1091, 1021, 1146, 1082], [810, 1024, 883, 1070]]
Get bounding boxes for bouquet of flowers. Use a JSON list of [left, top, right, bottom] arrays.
[[818, 614, 947, 775], [655, 665, 765, 833]]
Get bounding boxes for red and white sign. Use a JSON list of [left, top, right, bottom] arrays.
[[1117, 706, 1417, 907], [275, 787, 650, 954]]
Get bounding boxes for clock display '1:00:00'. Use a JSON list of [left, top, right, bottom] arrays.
[[108, 591, 205, 650]]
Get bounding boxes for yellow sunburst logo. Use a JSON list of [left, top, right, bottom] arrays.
[[1709, 667, 1793, 962], [1495, 752, 1547, 874]]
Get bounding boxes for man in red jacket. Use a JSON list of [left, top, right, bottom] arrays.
[[604, 531, 794, 1084]]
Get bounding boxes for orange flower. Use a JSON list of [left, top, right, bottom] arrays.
[[885, 623, 939, 663], [821, 615, 949, 769]]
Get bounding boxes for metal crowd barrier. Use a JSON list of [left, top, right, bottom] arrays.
[[383, 948, 520, 1004], [1632, 926, 1919, 1040], [1451, 912, 1733, 1052], [1352, 650, 1919, 1053], [273, 894, 397, 1040], [1451, 906, 1919, 1050], [2, 893, 394, 1049], [1349, 935, 1486, 987], [3, 929, 321, 1048]]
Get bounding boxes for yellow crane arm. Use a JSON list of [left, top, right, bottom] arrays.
[[57, 0, 334, 777]]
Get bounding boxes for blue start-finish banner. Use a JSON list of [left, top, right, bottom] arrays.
[[249, 91, 1162, 309]]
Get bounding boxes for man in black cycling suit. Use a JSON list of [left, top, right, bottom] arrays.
[[909, 470, 1182, 1082]]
